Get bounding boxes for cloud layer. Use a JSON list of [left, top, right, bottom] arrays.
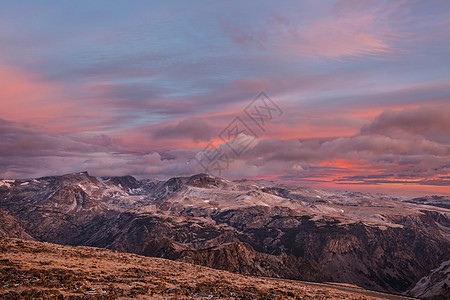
[[1, 105, 448, 196], [0, 1, 449, 195]]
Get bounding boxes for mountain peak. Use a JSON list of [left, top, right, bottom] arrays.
[[187, 173, 226, 188], [101, 175, 141, 190], [62, 171, 90, 178]]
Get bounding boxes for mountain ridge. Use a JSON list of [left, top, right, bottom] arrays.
[[0, 171, 449, 298]]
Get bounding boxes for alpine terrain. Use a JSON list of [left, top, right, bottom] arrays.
[[0, 172, 448, 299]]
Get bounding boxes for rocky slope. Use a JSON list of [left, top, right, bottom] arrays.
[[0, 237, 411, 299], [408, 258, 450, 300], [0, 209, 33, 240], [0, 172, 449, 298]]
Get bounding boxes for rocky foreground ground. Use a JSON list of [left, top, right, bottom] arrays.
[[0, 237, 411, 300]]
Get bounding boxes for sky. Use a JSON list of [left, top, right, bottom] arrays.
[[0, 0, 449, 196]]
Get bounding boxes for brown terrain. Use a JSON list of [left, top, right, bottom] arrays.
[[0, 237, 412, 299]]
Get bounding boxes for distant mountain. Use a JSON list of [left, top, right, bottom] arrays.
[[1, 172, 449, 298], [405, 195, 450, 210]]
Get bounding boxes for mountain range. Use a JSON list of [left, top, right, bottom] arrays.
[[0, 172, 449, 299]]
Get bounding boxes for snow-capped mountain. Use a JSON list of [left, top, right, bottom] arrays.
[[1, 172, 449, 298]]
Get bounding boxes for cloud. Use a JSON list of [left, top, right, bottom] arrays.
[[0, 118, 197, 179], [0, 60, 66, 123], [0, 119, 100, 156], [187, 105, 450, 192], [222, 0, 403, 59], [361, 105, 450, 138], [321, 133, 448, 157], [153, 118, 213, 142], [232, 78, 273, 92], [1, 105, 449, 196], [0, 1, 449, 196], [83, 82, 171, 108]]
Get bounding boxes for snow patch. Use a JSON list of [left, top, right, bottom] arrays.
[[0, 180, 15, 188], [66, 197, 78, 213]]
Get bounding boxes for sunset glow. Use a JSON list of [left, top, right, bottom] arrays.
[[0, 1, 449, 196]]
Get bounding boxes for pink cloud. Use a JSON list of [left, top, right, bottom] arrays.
[[0, 60, 63, 123], [224, 1, 405, 59], [284, 2, 401, 59], [361, 105, 450, 136], [153, 118, 213, 142], [0, 60, 114, 134], [232, 78, 273, 93]]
